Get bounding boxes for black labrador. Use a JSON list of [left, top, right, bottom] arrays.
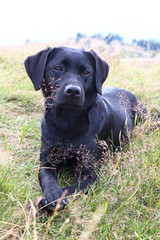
[[24, 47, 143, 213]]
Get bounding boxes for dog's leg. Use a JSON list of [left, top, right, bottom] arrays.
[[62, 167, 96, 195], [38, 148, 67, 214]]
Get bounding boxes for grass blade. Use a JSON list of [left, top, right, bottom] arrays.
[[20, 125, 27, 144]]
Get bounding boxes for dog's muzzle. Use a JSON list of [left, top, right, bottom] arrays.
[[56, 83, 85, 110]]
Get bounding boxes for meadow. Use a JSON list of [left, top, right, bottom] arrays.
[[0, 39, 160, 239]]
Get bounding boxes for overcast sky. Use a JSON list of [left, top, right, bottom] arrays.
[[0, 0, 160, 46]]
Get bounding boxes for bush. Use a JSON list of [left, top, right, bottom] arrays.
[[105, 33, 123, 44], [136, 39, 160, 51]]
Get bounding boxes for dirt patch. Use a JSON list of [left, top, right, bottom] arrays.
[[0, 147, 13, 165]]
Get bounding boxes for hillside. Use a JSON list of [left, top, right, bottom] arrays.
[[0, 39, 160, 239]]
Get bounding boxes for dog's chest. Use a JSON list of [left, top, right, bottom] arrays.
[[46, 109, 89, 141]]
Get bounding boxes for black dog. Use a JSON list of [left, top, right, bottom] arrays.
[[24, 47, 143, 213]]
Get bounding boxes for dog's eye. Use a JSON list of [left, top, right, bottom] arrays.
[[83, 70, 90, 75], [54, 66, 63, 71]]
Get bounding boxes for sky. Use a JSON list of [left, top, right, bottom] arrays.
[[0, 0, 160, 47]]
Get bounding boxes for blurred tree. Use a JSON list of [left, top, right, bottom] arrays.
[[91, 33, 103, 39], [105, 33, 123, 44], [75, 33, 86, 43], [76, 33, 86, 39], [136, 39, 160, 51], [137, 39, 147, 48], [149, 40, 160, 51]]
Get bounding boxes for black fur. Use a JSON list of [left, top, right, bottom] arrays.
[[24, 47, 143, 213]]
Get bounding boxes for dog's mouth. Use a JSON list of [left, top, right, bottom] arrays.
[[57, 102, 84, 110]]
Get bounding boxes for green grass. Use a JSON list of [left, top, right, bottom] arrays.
[[0, 40, 160, 239]]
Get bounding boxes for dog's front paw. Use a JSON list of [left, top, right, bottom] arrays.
[[38, 189, 68, 214]]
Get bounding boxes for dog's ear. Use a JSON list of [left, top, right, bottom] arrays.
[[90, 50, 109, 95], [24, 47, 53, 91]]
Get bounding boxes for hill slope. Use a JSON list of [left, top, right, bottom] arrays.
[[0, 39, 160, 239]]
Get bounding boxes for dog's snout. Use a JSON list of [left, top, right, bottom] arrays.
[[65, 85, 81, 97], [56, 83, 84, 109]]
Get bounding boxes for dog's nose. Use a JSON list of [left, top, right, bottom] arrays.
[[64, 85, 81, 97]]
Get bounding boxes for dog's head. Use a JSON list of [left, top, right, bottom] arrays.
[[24, 47, 109, 110]]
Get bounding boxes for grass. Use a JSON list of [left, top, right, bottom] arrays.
[[0, 39, 160, 239]]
